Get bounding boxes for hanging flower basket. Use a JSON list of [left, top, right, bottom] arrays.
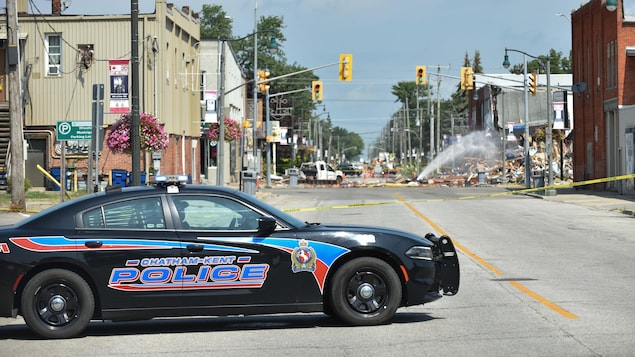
[[207, 117, 242, 142], [106, 112, 169, 154]]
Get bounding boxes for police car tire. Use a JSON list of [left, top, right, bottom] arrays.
[[329, 257, 401, 326], [21, 269, 95, 339]]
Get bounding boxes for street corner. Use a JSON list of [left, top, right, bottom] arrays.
[[0, 210, 33, 226]]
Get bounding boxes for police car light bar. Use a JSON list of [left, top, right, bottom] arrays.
[[153, 175, 189, 186]]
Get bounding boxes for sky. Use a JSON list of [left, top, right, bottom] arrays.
[[28, 0, 588, 153]]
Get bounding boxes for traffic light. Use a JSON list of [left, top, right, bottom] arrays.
[[416, 66, 427, 85], [257, 69, 270, 93], [339, 54, 353, 81], [460, 67, 474, 90], [311, 80, 323, 101], [529, 71, 537, 96]]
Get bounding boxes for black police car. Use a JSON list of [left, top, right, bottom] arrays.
[[0, 175, 459, 338]]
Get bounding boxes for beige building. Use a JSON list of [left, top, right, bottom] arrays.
[[1, 0, 203, 189], [199, 39, 248, 186]]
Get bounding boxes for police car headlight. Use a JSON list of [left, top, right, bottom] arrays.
[[405, 246, 433, 260]]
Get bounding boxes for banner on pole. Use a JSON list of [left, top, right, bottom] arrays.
[[109, 59, 130, 114], [204, 90, 218, 123]]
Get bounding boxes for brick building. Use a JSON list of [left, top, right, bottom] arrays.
[[572, 0, 635, 193]]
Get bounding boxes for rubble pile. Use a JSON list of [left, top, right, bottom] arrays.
[[420, 142, 574, 187]]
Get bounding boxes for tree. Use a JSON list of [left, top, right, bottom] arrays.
[[387, 80, 435, 165], [196, 9, 365, 161], [199, 5, 233, 39], [330, 126, 363, 162], [473, 50, 483, 73], [509, 48, 572, 74], [231, 16, 287, 83], [390, 81, 419, 108]]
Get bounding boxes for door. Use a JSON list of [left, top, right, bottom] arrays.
[[171, 194, 320, 313], [74, 195, 183, 315], [25, 138, 47, 188]]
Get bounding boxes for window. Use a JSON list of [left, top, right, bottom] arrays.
[[46, 34, 62, 76], [76, 44, 94, 69], [172, 195, 262, 231], [606, 40, 617, 90], [82, 197, 165, 229]]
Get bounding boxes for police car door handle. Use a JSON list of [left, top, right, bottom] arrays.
[[84, 241, 103, 248], [187, 244, 204, 252]]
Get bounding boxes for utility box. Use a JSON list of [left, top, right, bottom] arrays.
[[206, 167, 217, 186]]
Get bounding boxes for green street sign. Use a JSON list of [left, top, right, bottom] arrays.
[[56, 121, 92, 141]]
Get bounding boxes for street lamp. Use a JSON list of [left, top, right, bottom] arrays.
[[503, 48, 554, 192], [249, 4, 279, 181], [503, 49, 531, 189], [605, 0, 617, 12], [556, 13, 571, 22]]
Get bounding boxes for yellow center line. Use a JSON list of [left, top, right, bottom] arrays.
[[395, 193, 578, 320], [508, 281, 578, 319]]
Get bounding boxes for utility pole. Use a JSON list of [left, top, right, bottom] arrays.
[[417, 85, 421, 172], [217, 39, 226, 186], [130, 0, 141, 185], [7, 0, 26, 210], [405, 98, 411, 166], [428, 84, 434, 161], [436, 66, 442, 155]]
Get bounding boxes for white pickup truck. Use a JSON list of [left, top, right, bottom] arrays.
[[300, 161, 344, 184]]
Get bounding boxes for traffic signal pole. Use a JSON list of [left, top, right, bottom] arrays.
[[229, 58, 350, 188]]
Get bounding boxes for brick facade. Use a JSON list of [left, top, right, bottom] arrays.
[[46, 131, 200, 186], [571, 0, 618, 189]]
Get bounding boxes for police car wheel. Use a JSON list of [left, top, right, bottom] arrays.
[[329, 257, 401, 326], [21, 269, 95, 339]]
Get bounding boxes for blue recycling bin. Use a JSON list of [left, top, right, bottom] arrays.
[[0, 166, 6, 189], [110, 169, 128, 187], [48, 167, 71, 191], [49, 167, 61, 191], [127, 172, 147, 186]]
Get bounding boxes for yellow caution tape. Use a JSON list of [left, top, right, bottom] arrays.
[[282, 173, 635, 212]]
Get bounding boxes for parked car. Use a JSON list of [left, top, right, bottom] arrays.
[[0, 175, 460, 338], [337, 164, 363, 177]]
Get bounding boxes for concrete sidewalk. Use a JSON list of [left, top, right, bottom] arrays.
[[538, 188, 635, 216]]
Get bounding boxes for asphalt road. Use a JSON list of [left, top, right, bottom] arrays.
[[1, 186, 634, 356]]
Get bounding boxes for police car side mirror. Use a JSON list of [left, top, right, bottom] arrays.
[[257, 216, 277, 236]]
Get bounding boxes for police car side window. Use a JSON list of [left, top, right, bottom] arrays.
[[82, 197, 165, 229], [83, 208, 105, 228], [175, 196, 261, 231]]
